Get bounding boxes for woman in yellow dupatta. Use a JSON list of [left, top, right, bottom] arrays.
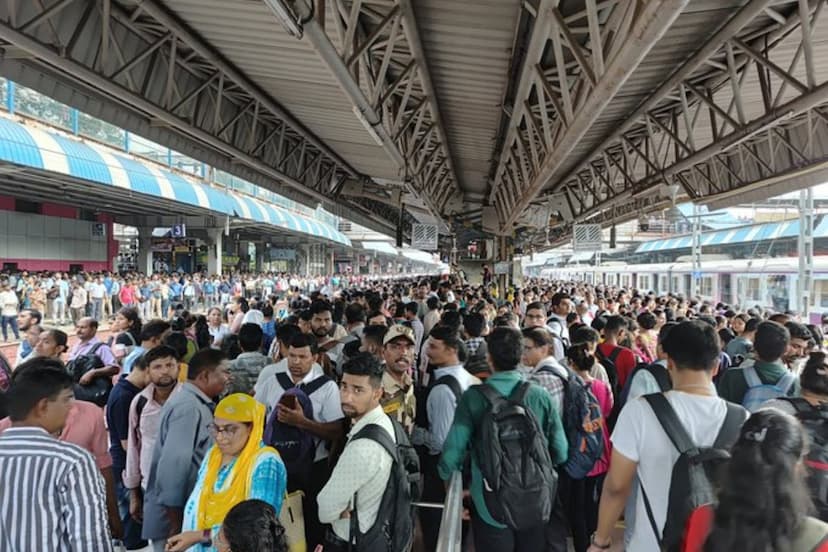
[[167, 394, 286, 552]]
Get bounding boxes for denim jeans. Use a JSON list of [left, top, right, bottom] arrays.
[[115, 479, 147, 550], [1, 315, 18, 341]]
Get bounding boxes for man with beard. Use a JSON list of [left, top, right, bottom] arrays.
[[317, 353, 396, 549], [264, 332, 344, 548], [123, 345, 181, 536], [783, 321, 812, 371], [15, 308, 42, 365], [309, 300, 346, 373], [380, 325, 416, 433]]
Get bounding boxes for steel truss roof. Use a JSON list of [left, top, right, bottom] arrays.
[[0, 0, 407, 235], [493, 0, 828, 246], [1, 0, 828, 252]]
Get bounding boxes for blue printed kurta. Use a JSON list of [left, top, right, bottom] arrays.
[[181, 443, 287, 552]]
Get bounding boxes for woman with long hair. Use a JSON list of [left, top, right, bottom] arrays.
[[207, 307, 230, 348], [766, 351, 828, 521], [109, 307, 142, 363], [214, 499, 288, 552], [166, 394, 287, 552], [564, 341, 613, 552], [703, 409, 828, 551]]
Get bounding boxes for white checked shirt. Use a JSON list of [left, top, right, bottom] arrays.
[[317, 405, 394, 540]]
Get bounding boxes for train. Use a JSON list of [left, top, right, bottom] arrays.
[[540, 256, 828, 323]]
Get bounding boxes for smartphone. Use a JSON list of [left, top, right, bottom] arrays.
[[280, 394, 297, 409]]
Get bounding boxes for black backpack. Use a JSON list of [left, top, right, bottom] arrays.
[[595, 346, 621, 393], [536, 364, 604, 479], [640, 394, 745, 551], [68, 343, 112, 407], [473, 382, 557, 530], [349, 415, 421, 552], [778, 397, 828, 521], [618, 362, 672, 408], [414, 374, 462, 430]]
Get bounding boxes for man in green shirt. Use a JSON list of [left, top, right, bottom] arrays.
[[718, 320, 800, 404], [437, 326, 568, 551]]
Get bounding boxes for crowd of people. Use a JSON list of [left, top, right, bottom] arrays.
[[0, 270, 827, 552], [0, 269, 375, 335]]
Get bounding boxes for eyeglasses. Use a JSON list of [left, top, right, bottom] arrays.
[[207, 423, 244, 438]]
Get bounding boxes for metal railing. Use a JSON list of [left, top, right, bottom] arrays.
[[435, 471, 463, 552]]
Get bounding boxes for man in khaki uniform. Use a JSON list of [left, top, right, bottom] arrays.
[[380, 325, 416, 433]]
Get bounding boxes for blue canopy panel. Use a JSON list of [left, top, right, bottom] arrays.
[[0, 117, 350, 246], [634, 218, 827, 254]]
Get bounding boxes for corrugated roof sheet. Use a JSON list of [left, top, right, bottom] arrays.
[[634, 218, 828, 253], [161, 0, 400, 180]]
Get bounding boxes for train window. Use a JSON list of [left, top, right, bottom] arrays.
[[660, 275, 668, 292], [701, 276, 714, 297], [818, 281, 828, 308], [639, 275, 651, 291], [737, 277, 762, 303]]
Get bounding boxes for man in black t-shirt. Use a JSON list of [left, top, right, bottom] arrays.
[[106, 354, 151, 550]]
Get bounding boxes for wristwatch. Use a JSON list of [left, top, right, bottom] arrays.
[[591, 533, 611, 549]]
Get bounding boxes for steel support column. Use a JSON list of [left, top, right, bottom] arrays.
[[798, 187, 814, 315]]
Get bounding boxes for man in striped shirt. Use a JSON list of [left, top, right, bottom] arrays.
[[0, 358, 113, 551]]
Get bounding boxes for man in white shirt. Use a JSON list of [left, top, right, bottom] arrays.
[[588, 321, 747, 552], [546, 292, 573, 362], [411, 324, 479, 550], [318, 353, 394, 547], [255, 332, 344, 549], [89, 277, 106, 322]]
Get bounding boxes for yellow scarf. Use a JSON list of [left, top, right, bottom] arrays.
[[197, 393, 277, 529]]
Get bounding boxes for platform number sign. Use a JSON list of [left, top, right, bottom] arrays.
[[91, 223, 105, 237], [171, 224, 187, 239], [411, 223, 438, 250], [572, 224, 602, 252]]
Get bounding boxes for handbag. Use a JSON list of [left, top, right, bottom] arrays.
[[67, 343, 113, 407], [279, 490, 307, 552]]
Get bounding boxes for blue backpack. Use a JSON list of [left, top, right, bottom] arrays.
[[741, 363, 797, 412], [263, 373, 331, 483], [537, 364, 604, 479]]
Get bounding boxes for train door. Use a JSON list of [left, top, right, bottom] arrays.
[[720, 274, 733, 305], [684, 274, 692, 296]]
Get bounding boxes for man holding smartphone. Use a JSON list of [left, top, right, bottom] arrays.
[[256, 332, 345, 549]]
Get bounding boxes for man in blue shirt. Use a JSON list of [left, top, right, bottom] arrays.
[[103, 273, 114, 320], [122, 320, 172, 375]]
